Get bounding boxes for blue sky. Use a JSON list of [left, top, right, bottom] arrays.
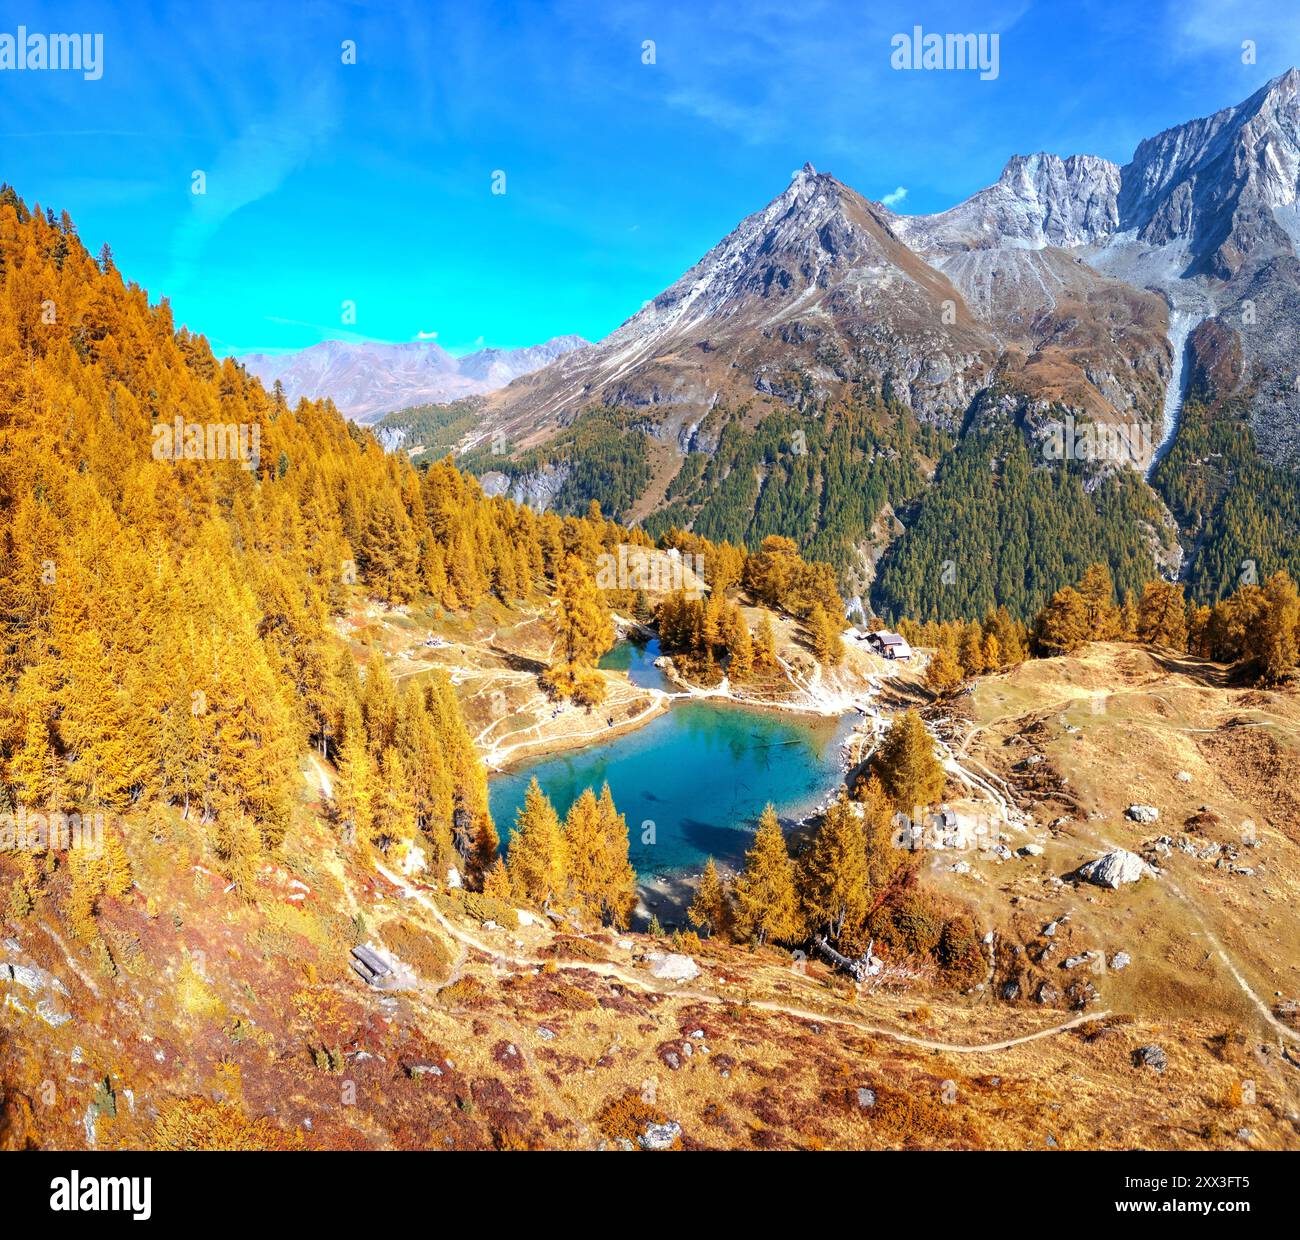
[[3, 0, 1297, 356]]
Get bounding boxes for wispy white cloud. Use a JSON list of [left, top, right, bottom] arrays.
[[574, 0, 1036, 198], [1168, 0, 1300, 59], [166, 77, 339, 292], [663, 87, 782, 145], [242, 316, 378, 350], [881, 185, 908, 207]]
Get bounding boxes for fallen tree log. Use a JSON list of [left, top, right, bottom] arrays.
[[812, 935, 880, 983]]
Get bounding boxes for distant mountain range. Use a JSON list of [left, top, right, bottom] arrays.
[[239, 334, 588, 423]]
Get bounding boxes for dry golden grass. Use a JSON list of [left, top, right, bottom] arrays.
[[437, 975, 491, 1008], [381, 918, 455, 983], [149, 1098, 301, 1151], [8, 636, 1300, 1151]]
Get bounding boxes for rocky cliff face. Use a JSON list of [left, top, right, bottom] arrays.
[[483, 156, 1170, 461], [890, 153, 1122, 254], [1104, 70, 1300, 464], [1118, 69, 1300, 278]]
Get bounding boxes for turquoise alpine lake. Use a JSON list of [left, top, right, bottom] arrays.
[[487, 640, 853, 877]]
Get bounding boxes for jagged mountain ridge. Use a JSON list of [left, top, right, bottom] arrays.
[[481, 156, 1170, 460], [479, 70, 1300, 472], [240, 333, 588, 423], [894, 67, 1300, 277], [478, 164, 998, 444], [888, 153, 1123, 253], [1120, 68, 1300, 277]]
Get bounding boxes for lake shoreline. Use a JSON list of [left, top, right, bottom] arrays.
[[483, 689, 670, 773], [490, 708, 855, 880], [631, 744, 869, 928], [486, 634, 888, 925], [484, 630, 877, 771]]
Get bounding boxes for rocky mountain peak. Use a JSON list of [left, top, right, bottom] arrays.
[[890, 151, 1120, 254], [615, 166, 888, 342], [1248, 64, 1300, 124], [479, 160, 993, 435], [1118, 66, 1300, 276], [998, 151, 1117, 188], [482, 71, 1300, 467], [788, 160, 820, 191]]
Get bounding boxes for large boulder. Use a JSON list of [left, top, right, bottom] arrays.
[[1133, 1044, 1167, 1073], [35, 999, 72, 1028], [1, 961, 67, 995], [646, 952, 699, 983], [1077, 849, 1152, 889], [1126, 804, 1160, 825], [399, 842, 428, 876], [637, 1121, 682, 1151]]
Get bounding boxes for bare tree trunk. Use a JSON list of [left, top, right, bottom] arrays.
[[812, 934, 877, 983]]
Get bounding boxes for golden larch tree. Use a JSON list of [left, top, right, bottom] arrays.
[[688, 857, 728, 938], [506, 777, 566, 907], [871, 709, 945, 815], [798, 793, 870, 943], [732, 804, 803, 946]]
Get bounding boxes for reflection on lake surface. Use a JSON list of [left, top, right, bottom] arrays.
[[488, 641, 850, 876]]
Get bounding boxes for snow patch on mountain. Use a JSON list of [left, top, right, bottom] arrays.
[[1147, 287, 1218, 479]]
